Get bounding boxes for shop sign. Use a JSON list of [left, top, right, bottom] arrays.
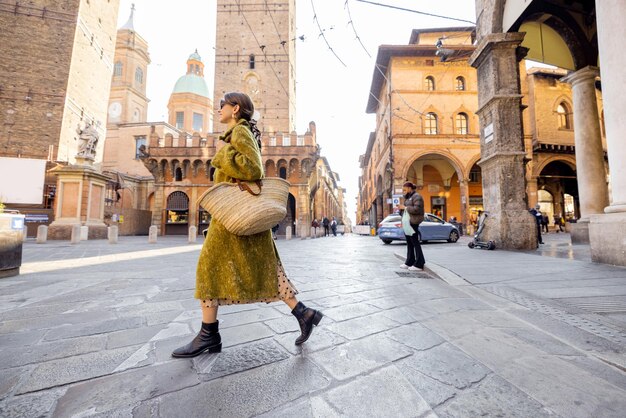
[[25, 214, 48, 223]]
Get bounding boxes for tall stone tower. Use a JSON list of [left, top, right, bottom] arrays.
[[168, 51, 212, 133], [213, 0, 296, 134], [107, 5, 150, 126]]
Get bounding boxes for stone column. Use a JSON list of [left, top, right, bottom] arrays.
[[469, 32, 536, 249], [527, 177, 538, 209], [561, 67, 609, 243], [152, 185, 164, 235], [376, 195, 384, 225], [597, 2, 626, 213], [189, 187, 198, 234], [458, 179, 469, 231], [588, 1, 626, 266]]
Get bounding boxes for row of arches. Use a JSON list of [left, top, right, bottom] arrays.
[[363, 150, 580, 229], [144, 157, 316, 182], [162, 190, 300, 236]]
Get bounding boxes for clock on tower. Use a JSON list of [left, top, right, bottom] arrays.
[[108, 101, 122, 119]]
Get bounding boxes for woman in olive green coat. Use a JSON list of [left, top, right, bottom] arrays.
[[172, 92, 323, 358]]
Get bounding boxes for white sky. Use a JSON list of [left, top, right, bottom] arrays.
[[116, 0, 477, 223]]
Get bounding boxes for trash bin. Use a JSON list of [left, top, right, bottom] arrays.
[[0, 212, 26, 278]]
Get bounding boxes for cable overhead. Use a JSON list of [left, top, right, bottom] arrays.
[[263, 0, 297, 85], [375, 32, 474, 120], [355, 0, 475, 25], [374, 64, 424, 116], [233, 0, 297, 111], [344, 0, 371, 58], [411, 32, 474, 112], [311, 0, 347, 67]]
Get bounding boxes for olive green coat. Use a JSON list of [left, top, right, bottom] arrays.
[[194, 119, 279, 301]]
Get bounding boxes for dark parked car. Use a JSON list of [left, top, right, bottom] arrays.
[[378, 213, 460, 244]]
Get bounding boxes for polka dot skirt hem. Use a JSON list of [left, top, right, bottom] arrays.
[[200, 261, 298, 308]]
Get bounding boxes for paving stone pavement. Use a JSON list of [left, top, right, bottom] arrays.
[[0, 233, 625, 417]]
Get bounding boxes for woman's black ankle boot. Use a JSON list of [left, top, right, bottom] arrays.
[[291, 302, 323, 345], [172, 320, 222, 358]]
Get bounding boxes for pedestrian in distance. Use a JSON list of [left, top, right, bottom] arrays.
[[399, 182, 426, 271], [529, 204, 544, 246], [271, 224, 279, 240], [554, 213, 564, 233], [322, 216, 330, 237], [331, 217, 337, 236], [172, 92, 323, 358], [541, 214, 549, 234], [312, 219, 319, 236]]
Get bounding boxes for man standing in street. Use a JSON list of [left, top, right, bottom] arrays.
[[400, 182, 426, 271], [322, 216, 330, 237], [331, 217, 338, 236]]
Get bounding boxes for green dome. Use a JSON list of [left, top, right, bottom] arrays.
[[189, 50, 202, 61], [172, 74, 209, 97]]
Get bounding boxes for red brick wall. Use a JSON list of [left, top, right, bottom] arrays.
[[0, 1, 79, 159]]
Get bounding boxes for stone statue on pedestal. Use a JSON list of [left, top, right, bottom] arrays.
[[76, 122, 99, 160]]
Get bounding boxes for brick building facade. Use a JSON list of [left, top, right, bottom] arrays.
[[103, 1, 348, 236], [358, 27, 605, 235], [0, 0, 120, 236]]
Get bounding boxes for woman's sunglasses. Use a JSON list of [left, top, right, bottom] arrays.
[[219, 99, 236, 109]]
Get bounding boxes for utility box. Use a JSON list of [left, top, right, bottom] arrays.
[[0, 212, 26, 278]]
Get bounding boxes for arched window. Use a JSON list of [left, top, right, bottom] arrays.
[[175, 167, 183, 181], [425, 76, 435, 91], [114, 61, 123, 77], [455, 113, 468, 134], [279, 167, 287, 179], [135, 67, 143, 85], [166, 191, 189, 225], [424, 113, 438, 135], [166, 191, 188, 210], [455, 76, 465, 91], [249, 54, 255, 70], [557, 102, 571, 129]]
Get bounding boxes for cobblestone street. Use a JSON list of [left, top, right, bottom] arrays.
[[1, 234, 625, 417]]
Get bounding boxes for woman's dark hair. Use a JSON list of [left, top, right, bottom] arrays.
[[223, 92, 261, 147]]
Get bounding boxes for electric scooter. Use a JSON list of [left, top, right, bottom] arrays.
[[468, 212, 496, 250]]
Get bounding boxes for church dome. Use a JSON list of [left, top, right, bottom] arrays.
[[172, 74, 210, 97]]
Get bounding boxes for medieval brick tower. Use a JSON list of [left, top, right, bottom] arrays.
[[213, 0, 296, 134]]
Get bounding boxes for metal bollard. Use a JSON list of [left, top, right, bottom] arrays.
[[286, 226, 292, 240], [148, 225, 158, 243], [36, 225, 48, 244], [70, 224, 81, 244], [188, 226, 197, 243], [80, 225, 88, 241], [108, 225, 118, 244], [22, 226, 28, 242]]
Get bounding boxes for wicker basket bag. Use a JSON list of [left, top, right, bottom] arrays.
[[197, 178, 290, 236]]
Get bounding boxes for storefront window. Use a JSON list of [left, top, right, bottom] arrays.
[[166, 191, 189, 224], [199, 209, 211, 224], [166, 210, 188, 223]]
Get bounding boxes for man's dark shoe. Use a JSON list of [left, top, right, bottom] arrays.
[[172, 320, 221, 358], [291, 302, 323, 345]]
